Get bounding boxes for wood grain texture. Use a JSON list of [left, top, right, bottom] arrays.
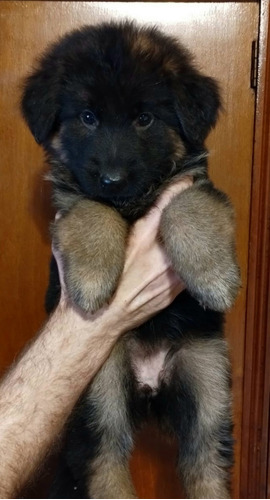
[[240, 1, 270, 497], [0, 2, 259, 498]]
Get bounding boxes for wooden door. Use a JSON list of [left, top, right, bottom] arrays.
[[0, 2, 259, 498]]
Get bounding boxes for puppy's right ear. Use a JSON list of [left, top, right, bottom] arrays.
[[21, 62, 61, 145]]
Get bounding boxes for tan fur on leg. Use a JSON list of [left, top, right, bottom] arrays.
[[160, 182, 241, 311], [86, 340, 136, 498], [89, 453, 136, 499], [173, 338, 232, 499], [52, 199, 128, 312]]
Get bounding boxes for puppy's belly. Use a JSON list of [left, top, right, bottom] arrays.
[[128, 341, 169, 394]]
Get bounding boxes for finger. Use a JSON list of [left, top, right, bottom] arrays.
[[148, 279, 186, 310], [127, 268, 184, 310], [137, 176, 193, 235], [153, 176, 193, 212], [54, 211, 62, 222], [52, 243, 68, 299], [52, 212, 69, 300]]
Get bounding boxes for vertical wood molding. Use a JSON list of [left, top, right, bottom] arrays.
[[241, 0, 270, 497]]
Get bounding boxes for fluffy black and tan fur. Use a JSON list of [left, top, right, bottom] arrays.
[[21, 22, 240, 498]]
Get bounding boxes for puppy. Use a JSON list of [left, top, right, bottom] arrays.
[[21, 22, 240, 499]]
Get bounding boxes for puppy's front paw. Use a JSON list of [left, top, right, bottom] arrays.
[[53, 200, 128, 313], [61, 252, 123, 313], [160, 185, 241, 312]]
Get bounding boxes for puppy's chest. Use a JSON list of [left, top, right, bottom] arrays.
[[127, 339, 172, 395]]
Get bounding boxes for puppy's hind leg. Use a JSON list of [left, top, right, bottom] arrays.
[[163, 337, 233, 499], [85, 339, 137, 499], [49, 339, 137, 499]]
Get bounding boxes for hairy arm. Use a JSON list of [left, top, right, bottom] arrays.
[[0, 178, 191, 498], [0, 304, 121, 498]]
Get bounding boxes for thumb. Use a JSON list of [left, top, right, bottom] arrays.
[[144, 176, 193, 233]]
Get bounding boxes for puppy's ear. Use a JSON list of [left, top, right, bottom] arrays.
[[174, 73, 221, 145], [21, 62, 61, 145]]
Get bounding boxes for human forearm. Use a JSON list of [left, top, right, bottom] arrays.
[[0, 177, 190, 498], [0, 303, 120, 498]]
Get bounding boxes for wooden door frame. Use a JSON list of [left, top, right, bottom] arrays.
[[240, 0, 270, 497], [0, 0, 268, 495]]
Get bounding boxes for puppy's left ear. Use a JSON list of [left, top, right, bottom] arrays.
[[174, 73, 221, 146], [21, 63, 61, 145]]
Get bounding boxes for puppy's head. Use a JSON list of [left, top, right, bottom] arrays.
[[21, 22, 220, 204]]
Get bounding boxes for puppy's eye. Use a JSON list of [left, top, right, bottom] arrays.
[[135, 112, 154, 128], [80, 110, 98, 129]]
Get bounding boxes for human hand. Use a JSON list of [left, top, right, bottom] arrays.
[[53, 176, 193, 332], [109, 176, 193, 330]]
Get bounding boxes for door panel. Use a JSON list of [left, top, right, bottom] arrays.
[[0, 2, 258, 497]]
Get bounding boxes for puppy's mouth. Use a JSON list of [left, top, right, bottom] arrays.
[[87, 174, 152, 205], [94, 189, 149, 207], [92, 183, 163, 220], [93, 184, 144, 203], [89, 159, 177, 202]]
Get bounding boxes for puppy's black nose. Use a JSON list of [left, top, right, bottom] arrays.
[[100, 172, 126, 189]]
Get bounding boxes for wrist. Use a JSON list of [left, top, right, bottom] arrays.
[[52, 298, 124, 346]]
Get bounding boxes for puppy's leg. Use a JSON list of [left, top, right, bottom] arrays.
[[85, 339, 136, 499], [160, 181, 241, 311], [52, 198, 128, 312], [163, 337, 233, 499], [49, 340, 136, 499]]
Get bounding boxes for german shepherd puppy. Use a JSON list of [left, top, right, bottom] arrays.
[[21, 22, 240, 498]]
